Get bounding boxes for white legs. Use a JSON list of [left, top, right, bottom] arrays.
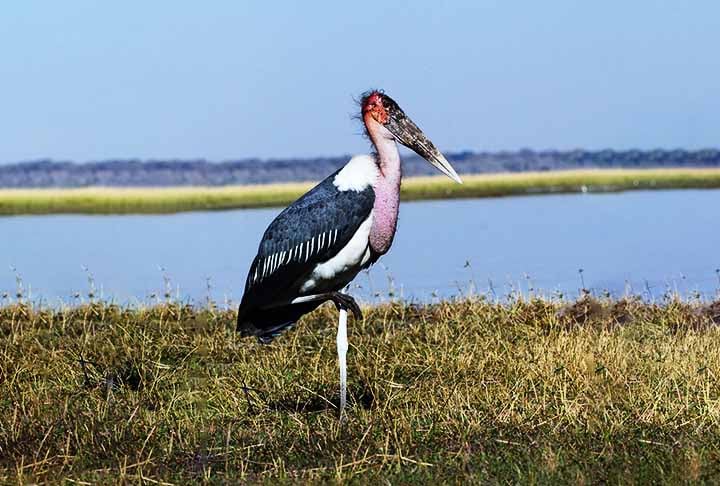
[[289, 293, 354, 418], [336, 307, 348, 418]]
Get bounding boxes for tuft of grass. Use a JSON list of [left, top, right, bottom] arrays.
[[1, 168, 720, 215], [2, 296, 720, 483]]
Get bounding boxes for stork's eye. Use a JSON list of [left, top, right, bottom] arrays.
[[383, 99, 398, 112], [392, 107, 405, 120]]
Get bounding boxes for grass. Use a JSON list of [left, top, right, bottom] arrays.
[[2, 295, 720, 483], [1, 167, 720, 215]]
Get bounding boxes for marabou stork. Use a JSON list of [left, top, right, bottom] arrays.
[[237, 90, 462, 416]]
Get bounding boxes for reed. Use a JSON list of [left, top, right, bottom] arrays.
[[1, 168, 719, 216]]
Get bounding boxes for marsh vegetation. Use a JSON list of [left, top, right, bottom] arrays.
[[2, 296, 720, 483], [1, 168, 720, 215]]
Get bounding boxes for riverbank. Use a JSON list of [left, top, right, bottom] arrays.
[[2, 296, 720, 483], [1, 168, 719, 215]]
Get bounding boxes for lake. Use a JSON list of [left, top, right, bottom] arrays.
[[1, 189, 718, 306]]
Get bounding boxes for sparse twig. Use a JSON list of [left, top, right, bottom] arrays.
[[12, 266, 24, 303], [644, 280, 654, 301], [578, 268, 586, 294]]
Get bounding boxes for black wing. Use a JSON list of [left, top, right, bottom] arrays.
[[238, 171, 375, 316]]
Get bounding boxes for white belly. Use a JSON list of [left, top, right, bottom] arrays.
[[299, 212, 374, 293]]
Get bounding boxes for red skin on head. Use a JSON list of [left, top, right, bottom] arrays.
[[362, 91, 388, 124], [359, 90, 402, 255]]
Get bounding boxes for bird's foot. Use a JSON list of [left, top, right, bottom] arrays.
[[330, 292, 362, 320]]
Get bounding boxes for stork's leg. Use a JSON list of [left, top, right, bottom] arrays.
[[290, 291, 362, 320], [328, 292, 362, 320], [329, 293, 359, 419], [336, 307, 348, 419], [290, 291, 360, 419]]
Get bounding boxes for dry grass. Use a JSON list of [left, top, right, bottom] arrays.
[[2, 168, 720, 215], [2, 296, 720, 483]]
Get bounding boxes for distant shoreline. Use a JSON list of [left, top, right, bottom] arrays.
[[1, 168, 719, 216], [3, 149, 720, 188]]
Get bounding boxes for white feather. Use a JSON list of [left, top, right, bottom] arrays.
[[333, 155, 379, 192], [300, 212, 374, 292]]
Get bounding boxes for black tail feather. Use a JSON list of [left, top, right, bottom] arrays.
[[237, 301, 324, 344]]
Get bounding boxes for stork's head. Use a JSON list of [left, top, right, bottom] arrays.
[[361, 90, 462, 184]]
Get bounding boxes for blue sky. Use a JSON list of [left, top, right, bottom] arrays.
[[1, 1, 719, 163]]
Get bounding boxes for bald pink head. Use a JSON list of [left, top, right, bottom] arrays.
[[361, 91, 389, 125], [359, 88, 463, 184]]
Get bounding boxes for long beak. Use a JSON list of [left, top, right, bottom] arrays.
[[386, 114, 463, 184]]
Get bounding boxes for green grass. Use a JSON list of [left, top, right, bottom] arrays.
[[2, 296, 720, 483], [2, 168, 720, 215]]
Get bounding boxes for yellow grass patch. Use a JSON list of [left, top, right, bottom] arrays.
[[1, 168, 719, 215]]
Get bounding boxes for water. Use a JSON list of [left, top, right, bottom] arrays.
[[1, 190, 718, 306]]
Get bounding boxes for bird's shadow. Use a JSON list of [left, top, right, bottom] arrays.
[[264, 383, 375, 414]]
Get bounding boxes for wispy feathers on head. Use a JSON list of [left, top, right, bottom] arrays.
[[353, 89, 406, 144], [351, 89, 383, 141], [356, 89, 385, 112]]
